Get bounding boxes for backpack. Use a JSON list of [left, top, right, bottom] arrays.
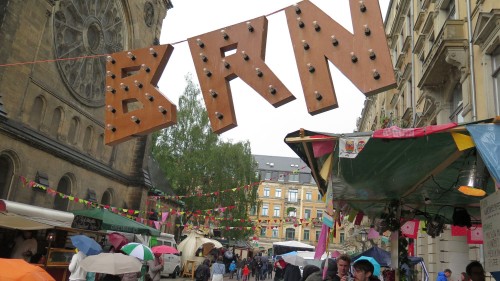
[[195, 265, 206, 281]]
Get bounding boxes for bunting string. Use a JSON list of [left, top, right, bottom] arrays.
[[0, 5, 293, 68], [19, 176, 324, 231]]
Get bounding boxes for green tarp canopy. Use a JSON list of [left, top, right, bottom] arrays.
[[72, 208, 160, 236], [284, 120, 498, 223]]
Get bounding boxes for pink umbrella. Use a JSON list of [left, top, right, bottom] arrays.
[[152, 245, 179, 255], [107, 232, 129, 250], [331, 250, 341, 258]]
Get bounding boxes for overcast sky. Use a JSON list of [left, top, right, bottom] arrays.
[[158, 0, 390, 157]]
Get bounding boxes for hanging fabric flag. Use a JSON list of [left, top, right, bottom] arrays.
[[162, 212, 169, 222], [323, 181, 335, 228], [367, 227, 380, 240], [310, 134, 335, 158], [467, 124, 500, 183], [400, 220, 419, 239], [314, 224, 329, 260], [451, 225, 467, 236], [354, 212, 364, 225], [339, 136, 370, 158], [467, 225, 483, 244]]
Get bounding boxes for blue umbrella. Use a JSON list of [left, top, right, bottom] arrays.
[[282, 251, 298, 256], [354, 256, 381, 277], [70, 235, 102, 256]]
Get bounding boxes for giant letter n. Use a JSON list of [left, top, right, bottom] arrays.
[[285, 0, 396, 115]]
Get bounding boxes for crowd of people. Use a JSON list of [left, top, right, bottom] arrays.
[[194, 251, 489, 281]]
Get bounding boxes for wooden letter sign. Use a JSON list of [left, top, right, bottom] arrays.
[[104, 1, 397, 145], [285, 0, 396, 114], [187, 16, 295, 134], [105, 44, 177, 145]]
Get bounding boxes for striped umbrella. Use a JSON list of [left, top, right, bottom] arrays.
[[121, 242, 154, 261]]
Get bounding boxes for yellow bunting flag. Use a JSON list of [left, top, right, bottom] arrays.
[[320, 153, 333, 181], [451, 132, 475, 151]]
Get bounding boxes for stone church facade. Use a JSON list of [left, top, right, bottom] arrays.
[[0, 0, 173, 213]]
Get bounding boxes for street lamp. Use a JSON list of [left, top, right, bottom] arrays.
[[45, 231, 56, 267], [359, 228, 368, 251], [360, 229, 368, 242]]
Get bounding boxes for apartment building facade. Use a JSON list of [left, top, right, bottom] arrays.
[[251, 155, 345, 253], [356, 0, 497, 277]]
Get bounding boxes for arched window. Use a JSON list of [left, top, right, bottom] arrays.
[[285, 228, 295, 240], [54, 176, 71, 211], [101, 189, 113, 206], [67, 117, 80, 145], [50, 107, 63, 137], [97, 134, 104, 160], [0, 154, 14, 199], [83, 126, 94, 152], [29, 96, 45, 129]]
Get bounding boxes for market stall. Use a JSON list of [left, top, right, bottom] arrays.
[[0, 200, 107, 281]]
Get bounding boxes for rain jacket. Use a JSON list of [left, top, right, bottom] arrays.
[[69, 251, 87, 281], [437, 272, 448, 281], [147, 258, 164, 281]]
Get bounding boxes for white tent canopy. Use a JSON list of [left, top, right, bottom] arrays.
[[0, 200, 74, 230], [177, 231, 223, 267], [273, 241, 314, 249]]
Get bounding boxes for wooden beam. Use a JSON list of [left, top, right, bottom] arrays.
[[285, 135, 338, 144], [401, 149, 464, 198]]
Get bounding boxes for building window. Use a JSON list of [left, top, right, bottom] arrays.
[[0, 154, 14, 199], [29, 96, 45, 130], [263, 187, 270, 197], [288, 190, 298, 202], [315, 231, 321, 241], [449, 83, 464, 123], [275, 188, 282, 198], [274, 206, 281, 217], [250, 205, 257, 215], [265, 172, 271, 180], [492, 46, 500, 115], [303, 230, 310, 241], [262, 204, 269, 216], [50, 108, 63, 137], [288, 208, 297, 217], [340, 233, 345, 243], [68, 117, 80, 145], [317, 193, 322, 201], [310, 176, 316, 185], [278, 173, 285, 182], [272, 228, 279, 238], [317, 210, 323, 219], [83, 126, 94, 153], [446, 0, 456, 19], [305, 192, 312, 201], [261, 228, 266, 237], [286, 228, 295, 240], [304, 209, 311, 219], [289, 173, 299, 182], [54, 176, 71, 211]]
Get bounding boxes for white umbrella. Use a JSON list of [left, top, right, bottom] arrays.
[[81, 253, 142, 275], [282, 254, 306, 267]]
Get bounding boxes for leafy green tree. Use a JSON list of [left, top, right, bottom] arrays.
[[152, 74, 259, 240]]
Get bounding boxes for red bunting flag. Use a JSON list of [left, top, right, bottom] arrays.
[[451, 225, 467, 236]]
